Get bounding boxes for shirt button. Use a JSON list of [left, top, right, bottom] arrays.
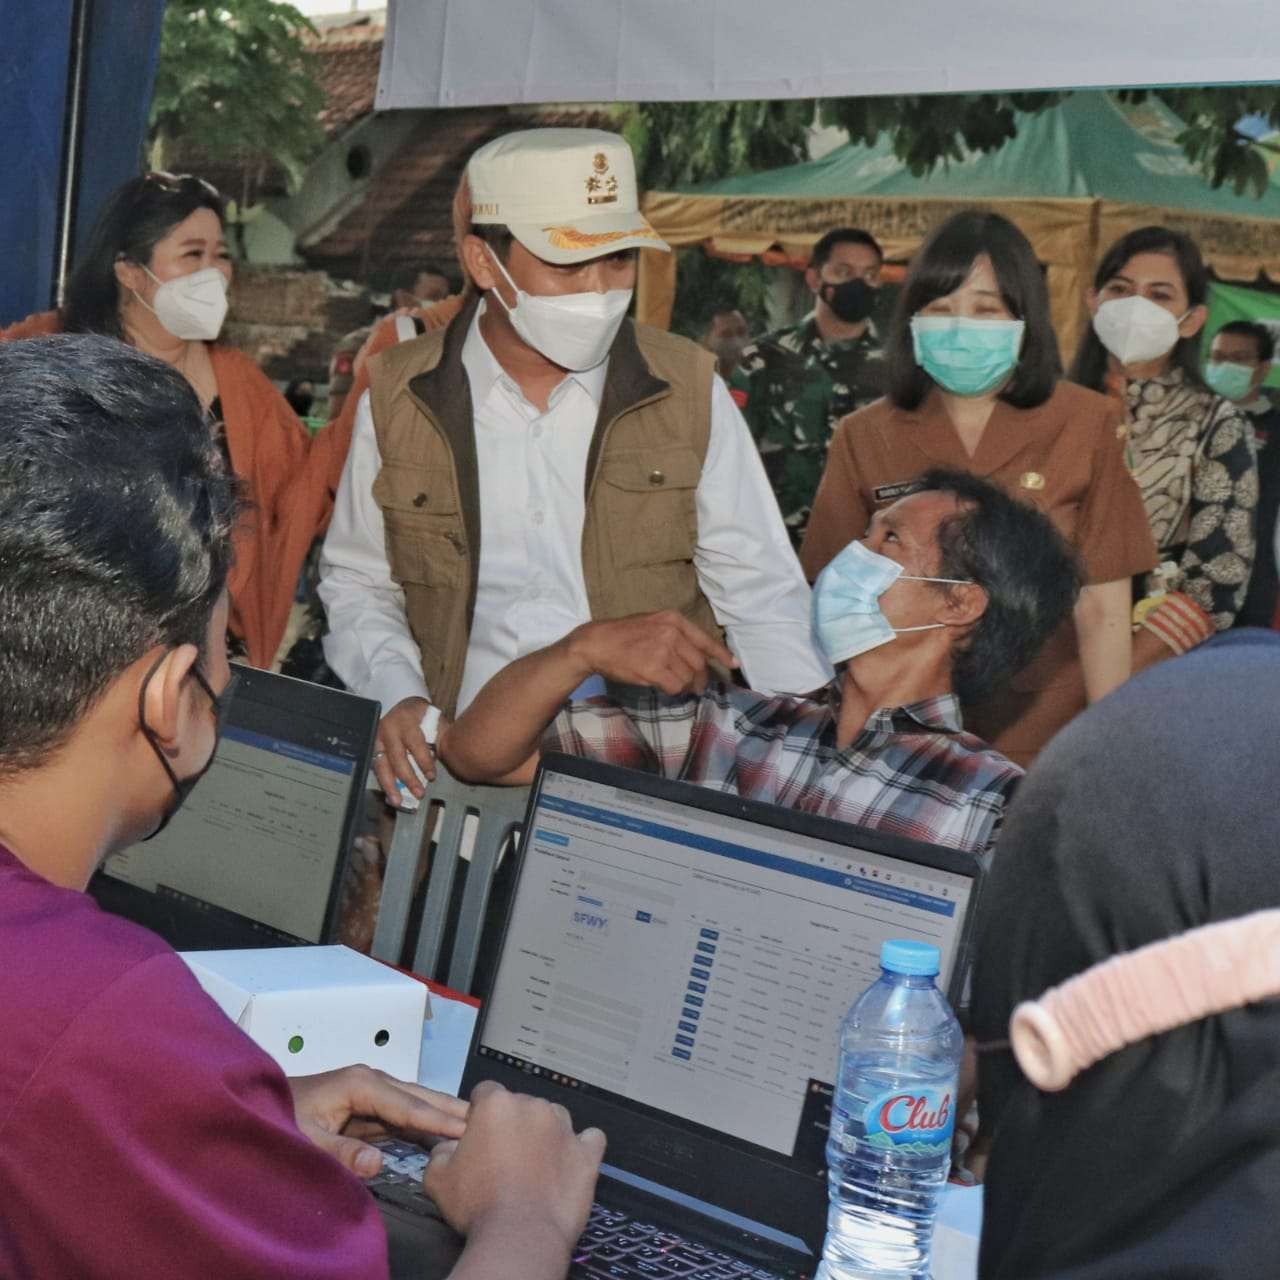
[[648, 469, 666, 486], [532, 423, 543, 439], [532, 510, 545, 526]]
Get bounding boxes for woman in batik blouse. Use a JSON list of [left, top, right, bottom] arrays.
[[1070, 226, 1258, 672]]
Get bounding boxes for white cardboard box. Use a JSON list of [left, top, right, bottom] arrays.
[[181, 945, 428, 1080]]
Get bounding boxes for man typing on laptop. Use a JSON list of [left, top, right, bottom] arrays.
[[442, 469, 1080, 865], [0, 336, 602, 1280]]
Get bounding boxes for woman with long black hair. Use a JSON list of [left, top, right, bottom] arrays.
[[0, 172, 347, 669]]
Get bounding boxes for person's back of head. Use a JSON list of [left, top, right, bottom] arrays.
[[972, 630, 1280, 1280], [914, 467, 1080, 704], [0, 334, 238, 776]]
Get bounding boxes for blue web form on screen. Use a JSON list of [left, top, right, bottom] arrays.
[[481, 772, 972, 1158]]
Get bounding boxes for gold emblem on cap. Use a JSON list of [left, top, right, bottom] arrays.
[[1020, 471, 1046, 491], [585, 153, 619, 206], [544, 225, 661, 250]]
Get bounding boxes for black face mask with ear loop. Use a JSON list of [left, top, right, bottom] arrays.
[[820, 278, 878, 324], [138, 654, 240, 840]]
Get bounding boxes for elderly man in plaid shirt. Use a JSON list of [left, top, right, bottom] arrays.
[[441, 469, 1079, 866]]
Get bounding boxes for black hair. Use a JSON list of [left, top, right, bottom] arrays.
[[810, 228, 884, 271], [1213, 319, 1275, 364], [915, 467, 1081, 704], [885, 210, 1060, 412], [63, 172, 226, 340], [0, 335, 241, 775], [283, 378, 315, 417], [468, 223, 515, 263], [1068, 225, 1210, 392]]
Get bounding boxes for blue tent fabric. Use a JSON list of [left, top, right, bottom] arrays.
[[0, 0, 165, 327]]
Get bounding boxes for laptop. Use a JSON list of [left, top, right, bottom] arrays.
[[372, 751, 983, 1279], [90, 667, 379, 950]]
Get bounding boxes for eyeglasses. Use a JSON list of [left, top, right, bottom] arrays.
[[142, 171, 223, 201]]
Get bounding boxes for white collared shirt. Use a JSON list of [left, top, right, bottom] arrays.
[[318, 305, 832, 716]]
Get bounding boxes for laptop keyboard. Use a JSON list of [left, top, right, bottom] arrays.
[[571, 1202, 786, 1278], [369, 1140, 786, 1280]]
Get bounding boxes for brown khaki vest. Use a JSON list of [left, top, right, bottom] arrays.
[[367, 299, 721, 717]]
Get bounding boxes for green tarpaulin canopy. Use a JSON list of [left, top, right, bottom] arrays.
[[637, 92, 1280, 356]]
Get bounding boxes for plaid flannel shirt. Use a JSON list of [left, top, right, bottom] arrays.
[[542, 680, 1021, 867]]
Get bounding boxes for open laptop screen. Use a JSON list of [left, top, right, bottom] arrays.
[[92, 669, 378, 948], [474, 755, 979, 1166]]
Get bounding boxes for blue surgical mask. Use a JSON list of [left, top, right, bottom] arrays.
[[812, 538, 972, 665], [911, 315, 1025, 397], [1203, 360, 1256, 403]]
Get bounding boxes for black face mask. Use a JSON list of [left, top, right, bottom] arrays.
[[139, 655, 239, 840], [820, 278, 877, 324]]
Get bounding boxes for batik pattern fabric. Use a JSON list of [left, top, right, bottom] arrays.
[[543, 680, 1020, 865], [739, 316, 885, 539], [1125, 368, 1258, 632]]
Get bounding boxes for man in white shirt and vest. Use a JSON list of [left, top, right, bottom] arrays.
[[319, 128, 831, 806]]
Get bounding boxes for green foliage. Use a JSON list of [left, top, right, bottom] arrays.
[[819, 91, 1067, 175], [623, 101, 815, 336], [1123, 87, 1280, 198], [148, 0, 324, 203]]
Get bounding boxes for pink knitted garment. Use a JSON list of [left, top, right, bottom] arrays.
[[1010, 910, 1280, 1090]]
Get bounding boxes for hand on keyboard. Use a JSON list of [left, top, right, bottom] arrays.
[[424, 1080, 607, 1279], [288, 1065, 468, 1178]]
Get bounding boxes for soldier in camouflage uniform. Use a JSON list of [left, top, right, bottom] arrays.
[[740, 229, 887, 541]]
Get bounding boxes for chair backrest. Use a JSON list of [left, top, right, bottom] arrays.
[[370, 763, 529, 994]]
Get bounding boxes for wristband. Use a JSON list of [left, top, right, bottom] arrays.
[[1138, 591, 1214, 656]]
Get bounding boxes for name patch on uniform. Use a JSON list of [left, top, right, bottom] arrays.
[[872, 480, 920, 505]]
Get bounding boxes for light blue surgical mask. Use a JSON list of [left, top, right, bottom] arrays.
[[911, 315, 1026, 397], [1203, 360, 1256, 403], [812, 539, 972, 665]]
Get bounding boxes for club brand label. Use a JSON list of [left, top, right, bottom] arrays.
[[862, 1083, 956, 1152]]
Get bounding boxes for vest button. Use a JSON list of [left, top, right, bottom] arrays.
[[648, 469, 665, 486], [412, 492, 428, 508]]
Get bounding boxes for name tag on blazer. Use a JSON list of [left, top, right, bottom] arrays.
[[872, 480, 919, 505]]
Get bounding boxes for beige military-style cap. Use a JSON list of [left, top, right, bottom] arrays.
[[467, 128, 670, 265]]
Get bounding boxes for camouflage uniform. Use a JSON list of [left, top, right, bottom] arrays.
[[739, 315, 886, 540]]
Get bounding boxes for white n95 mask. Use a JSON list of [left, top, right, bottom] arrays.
[[487, 247, 631, 372], [812, 539, 971, 665], [136, 265, 229, 342], [1091, 295, 1186, 367]]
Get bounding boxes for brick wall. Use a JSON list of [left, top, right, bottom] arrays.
[[223, 266, 376, 384]]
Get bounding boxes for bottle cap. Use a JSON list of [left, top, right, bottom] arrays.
[[880, 939, 941, 976]]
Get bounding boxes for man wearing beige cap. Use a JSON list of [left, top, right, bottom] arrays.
[[319, 128, 831, 805]]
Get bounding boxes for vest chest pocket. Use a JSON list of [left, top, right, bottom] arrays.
[[597, 446, 701, 568], [373, 463, 466, 587]]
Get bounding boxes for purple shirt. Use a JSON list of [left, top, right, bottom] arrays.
[[0, 845, 388, 1278]]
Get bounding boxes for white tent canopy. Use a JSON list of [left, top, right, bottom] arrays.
[[377, 0, 1280, 110]]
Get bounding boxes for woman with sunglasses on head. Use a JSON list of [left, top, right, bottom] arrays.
[[1069, 226, 1259, 673], [0, 172, 348, 670], [802, 211, 1156, 768]]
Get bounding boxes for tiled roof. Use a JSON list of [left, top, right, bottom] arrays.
[[305, 12, 386, 140], [299, 105, 615, 287]]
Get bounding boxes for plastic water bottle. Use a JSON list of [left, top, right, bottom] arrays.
[[816, 939, 963, 1279]]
